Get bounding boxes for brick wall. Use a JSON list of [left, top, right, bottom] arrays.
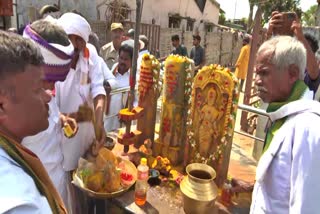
[[91, 20, 243, 67], [205, 32, 221, 65], [158, 28, 242, 67], [159, 28, 182, 57], [89, 20, 108, 48]]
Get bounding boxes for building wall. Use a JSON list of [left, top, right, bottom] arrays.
[[13, 0, 239, 67], [16, 0, 97, 27], [15, 0, 219, 33], [97, 0, 219, 29]]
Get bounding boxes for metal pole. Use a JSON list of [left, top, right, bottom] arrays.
[[124, 0, 142, 153], [128, 0, 141, 111], [234, 130, 264, 142], [233, 0, 238, 21], [238, 103, 268, 117]]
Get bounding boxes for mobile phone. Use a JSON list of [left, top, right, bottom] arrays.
[[273, 12, 296, 36]]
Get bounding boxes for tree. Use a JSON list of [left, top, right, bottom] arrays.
[[241, 17, 248, 29], [247, 0, 259, 32], [302, 4, 317, 26], [219, 12, 226, 25]]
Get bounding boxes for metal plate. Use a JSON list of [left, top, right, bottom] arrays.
[[72, 159, 137, 199]]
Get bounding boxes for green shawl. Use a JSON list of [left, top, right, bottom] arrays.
[[263, 80, 307, 153]]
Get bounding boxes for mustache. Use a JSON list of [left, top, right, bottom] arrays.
[[256, 86, 268, 93]]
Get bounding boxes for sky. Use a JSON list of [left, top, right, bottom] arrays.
[[216, 0, 316, 20]]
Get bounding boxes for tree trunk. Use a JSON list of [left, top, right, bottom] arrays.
[[316, 3, 320, 26], [247, 2, 254, 32]]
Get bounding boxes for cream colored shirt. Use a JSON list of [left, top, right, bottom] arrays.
[[100, 42, 119, 70]]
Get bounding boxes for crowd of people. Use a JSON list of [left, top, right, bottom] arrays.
[[1, 7, 320, 214]]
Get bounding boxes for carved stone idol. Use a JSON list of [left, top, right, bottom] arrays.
[[184, 64, 239, 187], [136, 54, 160, 147], [154, 55, 193, 165]]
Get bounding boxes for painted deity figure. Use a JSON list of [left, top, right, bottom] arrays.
[[198, 87, 221, 157], [172, 112, 182, 147]]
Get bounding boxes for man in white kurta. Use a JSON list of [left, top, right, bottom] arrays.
[[104, 64, 130, 131], [251, 36, 320, 213], [56, 13, 106, 171], [104, 41, 134, 132], [22, 97, 67, 203], [21, 20, 75, 206]]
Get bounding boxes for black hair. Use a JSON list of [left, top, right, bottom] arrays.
[[171, 34, 180, 41], [0, 30, 44, 79], [119, 43, 133, 59], [31, 20, 70, 46], [304, 33, 319, 53]]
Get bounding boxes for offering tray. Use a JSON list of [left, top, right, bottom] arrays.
[[72, 159, 137, 199]]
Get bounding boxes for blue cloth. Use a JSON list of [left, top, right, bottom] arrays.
[[304, 71, 320, 95], [171, 45, 188, 57], [190, 45, 204, 66]]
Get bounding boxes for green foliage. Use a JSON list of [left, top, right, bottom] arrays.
[[241, 17, 248, 25], [261, 0, 302, 24], [302, 5, 318, 26], [219, 12, 226, 25]]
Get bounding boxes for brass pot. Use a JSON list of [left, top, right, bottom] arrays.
[[180, 163, 218, 214]]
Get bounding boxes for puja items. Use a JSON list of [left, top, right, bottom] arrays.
[[184, 64, 239, 187], [180, 163, 218, 214], [151, 156, 172, 176], [73, 148, 137, 198], [155, 55, 193, 165], [135, 158, 149, 206], [117, 107, 143, 154], [137, 54, 161, 146]]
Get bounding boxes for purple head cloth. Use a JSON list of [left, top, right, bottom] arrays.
[[24, 25, 73, 82]]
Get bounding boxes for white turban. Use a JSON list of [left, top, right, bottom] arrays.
[[58, 12, 91, 42]]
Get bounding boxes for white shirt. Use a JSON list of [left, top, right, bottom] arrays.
[[99, 55, 118, 89], [55, 43, 106, 171], [22, 97, 67, 205], [104, 63, 130, 132], [0, 147, 52, 213], [251, 89, 320, 213]]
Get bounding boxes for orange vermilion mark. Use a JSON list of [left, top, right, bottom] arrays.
[[83, 47, 90, 58]]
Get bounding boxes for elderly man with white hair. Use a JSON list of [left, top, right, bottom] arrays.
[[250, 36, 320, 213], [55, 13, 106, 171]]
